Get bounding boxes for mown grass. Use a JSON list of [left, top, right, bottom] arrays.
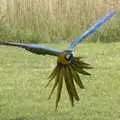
[[0, 43, 120, 120]]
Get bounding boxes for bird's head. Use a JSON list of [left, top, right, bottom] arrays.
[[57, 50, 73, 65]]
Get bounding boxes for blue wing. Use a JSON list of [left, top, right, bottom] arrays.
[[0, 41, 62, 56], [68, 10, 116, 49]]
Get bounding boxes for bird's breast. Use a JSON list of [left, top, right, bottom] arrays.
[[57, 53, 69, 65]]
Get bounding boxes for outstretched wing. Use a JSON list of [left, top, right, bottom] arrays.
[[0, 41, 62, 56], [68, 10, 116, 49]]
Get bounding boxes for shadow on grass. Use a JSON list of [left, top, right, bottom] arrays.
[[10, 116, 48, 120]]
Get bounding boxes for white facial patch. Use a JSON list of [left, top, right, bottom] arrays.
[[66, 54, 71, 60]]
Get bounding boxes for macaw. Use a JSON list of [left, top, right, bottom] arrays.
[[0, 11, 116, 110]]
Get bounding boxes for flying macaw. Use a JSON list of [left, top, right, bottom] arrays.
[[0, 11, 116, 110]]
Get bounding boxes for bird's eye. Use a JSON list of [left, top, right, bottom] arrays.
[[65, 54, 73, 61]]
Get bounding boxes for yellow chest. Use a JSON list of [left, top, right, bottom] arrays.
[[57, 53, 69, 65]]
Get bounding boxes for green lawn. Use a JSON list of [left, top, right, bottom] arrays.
[[0, 43, 120, 120]]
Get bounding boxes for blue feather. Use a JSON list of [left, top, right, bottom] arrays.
[[0, 41, 63, 56], [68, 10, 116, 49]]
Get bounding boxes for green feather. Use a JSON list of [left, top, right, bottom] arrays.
[[69, 65, 84, 89], [48, 66, 61, 99], [73, 57, 90, 66], [55, 67, 63, 110], [71, 63, 91, 75], [48, 65, 58, 79], [73, 60, 92, 69], [63, 67, 74, 106], [45, 65, 58, 87], [74, 71, 85, 89], [66, 66, 79, 101]]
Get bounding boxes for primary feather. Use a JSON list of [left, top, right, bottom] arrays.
[[68, 10, 116, 49], [0, 41, 62, 56]]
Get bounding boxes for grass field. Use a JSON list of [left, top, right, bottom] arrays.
[[0, 43, 120, 120]]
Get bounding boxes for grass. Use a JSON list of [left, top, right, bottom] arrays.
[[0, 43, 120, 120]]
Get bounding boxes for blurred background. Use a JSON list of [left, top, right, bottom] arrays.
[[0, 0, 119, 43]]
